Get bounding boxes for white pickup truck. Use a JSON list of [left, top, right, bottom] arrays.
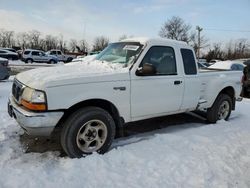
[[8, 38, 242, 158]]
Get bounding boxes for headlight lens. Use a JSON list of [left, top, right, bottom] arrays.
[[21, 87, 47, 111], [22, 87, 46, 103]]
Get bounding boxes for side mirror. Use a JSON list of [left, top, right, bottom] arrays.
[[136, 63, 157, 76]]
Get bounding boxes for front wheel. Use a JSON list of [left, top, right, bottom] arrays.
[[60, 107, 116, 158], [206, 94, 232, 123]]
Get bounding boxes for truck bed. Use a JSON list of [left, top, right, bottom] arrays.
[[197, 68, 242, 109]]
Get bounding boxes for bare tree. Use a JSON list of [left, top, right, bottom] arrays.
[[118, 35, 129, 41], [43, 35, 59, 51], [224, 39, 250, 60], [28, 30, 41, 49], [159, 16, 192, 42], [92, 36, 109, 51], [234, 39, 247, 58], [225, 40, 234, 60], [69, 39, 78, 52], [0, 29, 15, 47], [118, 34, 134, 41], [58, 34, 67, 52], [78, 39, 88, 52], [190, 31, 209, 57], [205, 43, 224, 62], [16, 32, 29, 49]]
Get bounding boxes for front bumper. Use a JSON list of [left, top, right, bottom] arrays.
[[8, 96, 64, 136]]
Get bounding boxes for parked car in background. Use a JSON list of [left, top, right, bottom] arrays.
[[0, 49, 19, 60], [46, 50, 76, 62], [0, 57, 10, 80], [71, 54, 97, 63], [209, 59, 220, 65], [2, 48, 16, 53], [209, 60, 245, 71], [88, 51, 101, 55], [198, 58, 210, 67], [198, 62, 207, 69], [17, 50, 23, 59], [22, 49, 58, 64]]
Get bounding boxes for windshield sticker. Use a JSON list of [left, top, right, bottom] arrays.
[[123, 45, 140, 51]]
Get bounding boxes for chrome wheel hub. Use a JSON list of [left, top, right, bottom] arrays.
[[218, 101, 230, 120], [76, 120, 107, 153]]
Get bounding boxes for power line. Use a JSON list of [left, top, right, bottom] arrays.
[[203, 28, 250, 33]]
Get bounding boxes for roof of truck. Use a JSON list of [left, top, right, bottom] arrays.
[[121, 37, 188, 47]]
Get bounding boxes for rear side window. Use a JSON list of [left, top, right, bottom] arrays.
[[181, 49, 197, 75], [24, 51, 30, 55], [57, 51, 62, 55], [31, 51, 40, 56]]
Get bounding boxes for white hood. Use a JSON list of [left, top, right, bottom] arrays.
[[16, 60, 130, 90]]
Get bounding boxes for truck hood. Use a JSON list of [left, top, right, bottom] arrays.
[[16, 60, 130, 90]]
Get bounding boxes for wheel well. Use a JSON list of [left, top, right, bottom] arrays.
[[56, 99, 124, 137], [67, 57, 73, 62], [218, 86, 235, 110]]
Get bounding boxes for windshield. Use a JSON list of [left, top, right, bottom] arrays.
[[95, 42, 143, 66]]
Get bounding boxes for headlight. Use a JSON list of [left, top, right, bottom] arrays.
[[21, 87, 47, 111], [22, 87, 46, 103]]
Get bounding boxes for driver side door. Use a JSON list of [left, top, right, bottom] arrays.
[[130, 46, 184, 120]]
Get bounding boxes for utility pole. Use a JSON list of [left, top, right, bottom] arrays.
[[196, 26, 203, 60]]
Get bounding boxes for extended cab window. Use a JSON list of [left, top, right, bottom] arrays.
[[181, 49, 197, 75], [140, 46, 177, 75]]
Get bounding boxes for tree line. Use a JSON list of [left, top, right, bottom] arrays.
[[1, 16, 250, 61], [0, 29, 109, 53], [159, 16, 250, 61]]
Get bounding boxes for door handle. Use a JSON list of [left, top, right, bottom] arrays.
[[113, 87, 126, 91], [174, 80, 182, 85]]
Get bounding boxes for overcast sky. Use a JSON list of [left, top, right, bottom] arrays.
[[0, 0, 250, 46]]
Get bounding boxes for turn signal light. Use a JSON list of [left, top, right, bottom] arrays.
[[21, 99, 46, 111]]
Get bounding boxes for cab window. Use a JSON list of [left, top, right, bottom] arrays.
[[181, 49, 197, 75], [140, 46, 177, 75]]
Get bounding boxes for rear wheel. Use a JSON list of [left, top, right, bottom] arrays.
[[206, 94, 232, 123], [67, 57, 73, 62], [61, 107, 116, 158], [26, 59, 33, 64], [49, 60, 56, 64]]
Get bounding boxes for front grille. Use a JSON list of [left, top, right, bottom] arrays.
[[12, 79, 24, 103]]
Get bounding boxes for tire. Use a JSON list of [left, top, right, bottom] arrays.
[[4, 75, 10, 80], [61, 107, 116, 158], [206, 94, 232, 123], [49, 60, 56, 64], [67, 57, 73, 62], [26, 59, 33, 64]]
